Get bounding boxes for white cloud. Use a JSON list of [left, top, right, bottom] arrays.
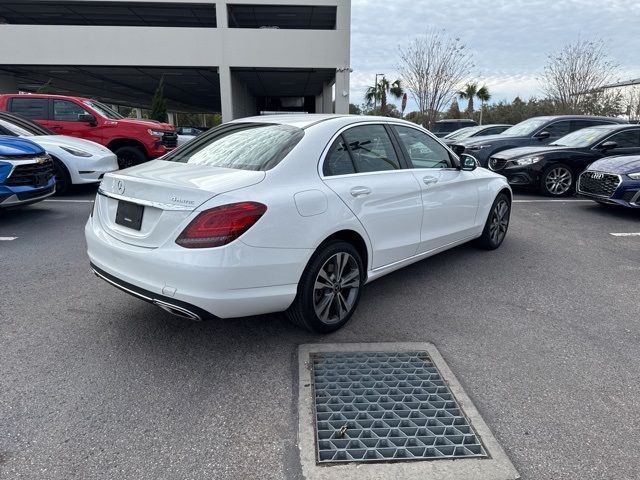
[[349, 0, 640, 111]]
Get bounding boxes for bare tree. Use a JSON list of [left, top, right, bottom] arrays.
[[540, 39, 619, 114], [623, 86, 640, 122], [398, 30, 472, 129]]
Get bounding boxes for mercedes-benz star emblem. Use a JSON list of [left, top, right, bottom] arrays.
[[117, 180, 125, 194]]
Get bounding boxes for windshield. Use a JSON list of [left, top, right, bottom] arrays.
[[83, 100, 124, 120], [0, 118, 37, 137], [502, 118, 548, 136], [162, 123, 305, 171], [549, 128, 605, 147], [445, 126, 481, 140]]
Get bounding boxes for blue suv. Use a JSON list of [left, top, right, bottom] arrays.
[[0, 136, 55, 207]]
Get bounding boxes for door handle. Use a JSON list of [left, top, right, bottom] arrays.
[[51, 125, 63, 130], [350, 186, 371, 197], [422, 176, 438, 186]]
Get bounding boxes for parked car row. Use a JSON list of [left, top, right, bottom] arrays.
[[0, 111, 118, 194], [445, 114, 640, 205], [0, 94, 177, 169], [0, 94, 207, 206]]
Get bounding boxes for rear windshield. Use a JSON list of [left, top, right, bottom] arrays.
[[162, 123, 305, 171]]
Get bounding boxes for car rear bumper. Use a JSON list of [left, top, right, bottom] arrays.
[[85, 216, 312, 318]]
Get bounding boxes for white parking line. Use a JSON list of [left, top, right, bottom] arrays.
[[44, 199, 94, 203], [610, 232, 640, 237], [0, 237, 18, 241], [513, 199, 593, 203]]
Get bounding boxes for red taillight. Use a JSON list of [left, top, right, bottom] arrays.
[[176, 202, 267, 248]]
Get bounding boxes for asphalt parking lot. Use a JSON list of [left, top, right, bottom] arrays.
[[1, 186, 639, 480]]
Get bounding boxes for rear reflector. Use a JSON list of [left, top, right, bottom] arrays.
[[175, 202, 267, 248]]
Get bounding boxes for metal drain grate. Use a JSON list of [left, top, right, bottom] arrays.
[[311, 351, 487, 463]]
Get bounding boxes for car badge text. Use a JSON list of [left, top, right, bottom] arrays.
[[171, 196, 195, 205]]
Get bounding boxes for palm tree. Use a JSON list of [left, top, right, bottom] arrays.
[[458, 83, 491, 124], [365, 77, 404, 116], [476, 85, 491, 125], [457, 83, 478, 117]]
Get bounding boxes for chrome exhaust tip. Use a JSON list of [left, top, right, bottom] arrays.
[[153, 300, 202, 321]]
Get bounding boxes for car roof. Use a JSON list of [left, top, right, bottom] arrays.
[[579, 123, 639, 132], [0, 93, 91, 101], [531, 115, 627, 123], [436, 119, 476, 123], [229, 114, 426, 131]]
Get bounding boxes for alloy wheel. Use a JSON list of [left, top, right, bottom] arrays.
[[545, 167, 573, 195], [489, 199, 510, 245], [313, 252, 360, 325]]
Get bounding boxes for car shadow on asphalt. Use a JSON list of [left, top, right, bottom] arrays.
[[577, 202, 640, 221], [97, 241, 487, 361], [0, 203, 55, 226]]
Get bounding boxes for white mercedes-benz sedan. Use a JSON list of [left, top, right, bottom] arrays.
[[86, 115, 511, 332]]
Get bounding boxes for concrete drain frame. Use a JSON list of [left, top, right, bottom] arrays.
[[298, 343, 519, 480]]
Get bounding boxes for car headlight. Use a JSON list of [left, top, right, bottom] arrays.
[[148, 129, 167, 137], [515, 156, 542, 165], [60, 146, 92, 157], [628, 172, 640, 180], [469, 144, 492, 151]]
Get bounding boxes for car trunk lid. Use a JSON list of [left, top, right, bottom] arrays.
[[96, 160, 265, 248]]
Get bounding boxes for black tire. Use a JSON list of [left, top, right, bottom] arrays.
[[476, 192, 511, 250], [287, 240, 364, 333], [115, 146, 147, 169], [539, 163, 574, 196], [52, 159, 71, 195]]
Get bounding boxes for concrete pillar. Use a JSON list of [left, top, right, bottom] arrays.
[[219, 66, 233, 123], [167, 112, 176, 125], [0, 73, 17, 93], [315, 94, 323, 114], [334, 69, 350, 115], [322, 81, 333, 113], [133, 108, 142, 119]]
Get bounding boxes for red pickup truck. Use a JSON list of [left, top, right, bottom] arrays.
[[0, 94, 177, 168]]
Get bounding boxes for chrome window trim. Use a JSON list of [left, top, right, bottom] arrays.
[[97, 188, 195, 211]]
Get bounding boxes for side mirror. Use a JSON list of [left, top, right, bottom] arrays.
[[536, 131, 551, 140], [599, 141, 618, 150], [460, 154, 478, 171], [78, 113, 97, 126]]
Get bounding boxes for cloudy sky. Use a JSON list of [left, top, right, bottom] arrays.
[[349, 0, 640, 111]]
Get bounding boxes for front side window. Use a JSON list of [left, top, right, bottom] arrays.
[[341, 125, 400, 173], [394, 125, 451, 169], [53, 100, 88, 122], [542, 120, 571, 137], [83, 101, 124, 120], [9, 98, 47, 120], [162, 123, 304, 171], [605, 129, 640, 148]]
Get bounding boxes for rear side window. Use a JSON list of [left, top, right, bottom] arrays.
[[606, 129, 640, 148], [323, 136, 355, 176], [9, 98, 48, 120], [53, 100, 88, 121], [162, 123, 304, 171]]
